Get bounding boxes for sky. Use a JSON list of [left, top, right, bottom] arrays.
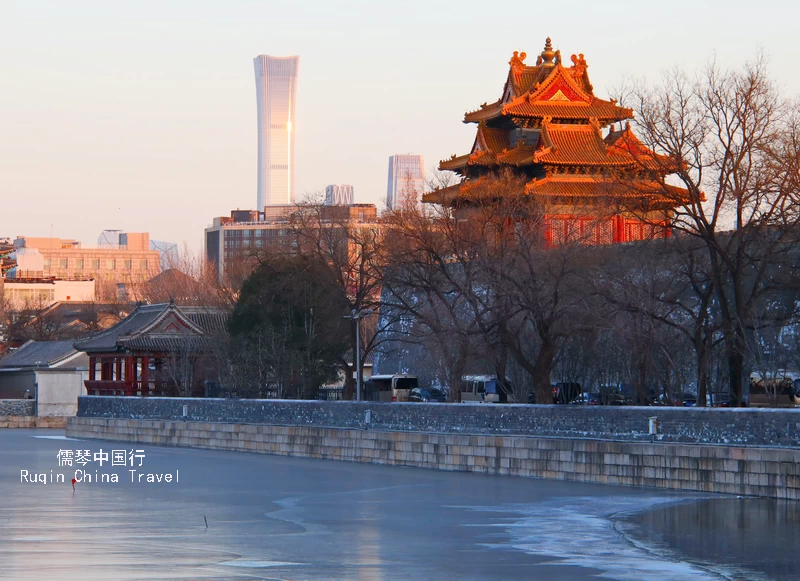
[[1, 0, 799, 252]]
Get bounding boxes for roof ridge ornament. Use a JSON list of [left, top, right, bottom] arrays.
[[570, 53, 588, 76], [540, 37, 556, 69], [509, 51, 527, 85], [509, 51, 527, 71]]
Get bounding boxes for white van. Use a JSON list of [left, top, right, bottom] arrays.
[[364, 374, 418, 402], [460, 375, 508, 403]]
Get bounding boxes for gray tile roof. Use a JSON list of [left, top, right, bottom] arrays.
[[73, 303, 166, 353], [73, 302, 228, 354], [0, 340, 87, 369]]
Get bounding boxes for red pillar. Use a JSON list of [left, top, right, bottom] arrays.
[[125, 356, 134, 396], [142, 356, 150, 396], [89, 356, 96, 381], [613, 215, 625, 244]]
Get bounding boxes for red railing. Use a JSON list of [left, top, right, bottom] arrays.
[[84, 380, 156, 397]]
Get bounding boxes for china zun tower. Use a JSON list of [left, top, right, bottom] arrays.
[[254, 55, 299, 208]]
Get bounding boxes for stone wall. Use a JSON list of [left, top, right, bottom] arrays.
[[35, 370, 87, 417], [1, 416, 67, 428], [66, 417, 800, 500], [0, 399, 34, 417], [76, 397, 800, 447]]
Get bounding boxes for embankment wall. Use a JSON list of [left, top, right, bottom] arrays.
[[68, 397, 800, 499]]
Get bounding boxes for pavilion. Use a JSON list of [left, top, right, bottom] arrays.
[[424, 38, 693, 245], [74, 301, 226, 397]]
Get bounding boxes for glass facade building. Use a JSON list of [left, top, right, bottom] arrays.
[[387, 154, 425, 210], [325, 184, 354, 206], [254, 55, 299, 209]]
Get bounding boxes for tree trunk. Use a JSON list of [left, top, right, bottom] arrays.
[[446, 339, 469, 403], [532, 340, 557, 405], [728, 349, 745, 407], [494, 344, 511, 402], [342, 363, 355, 400], [696, 348, 708, 408]]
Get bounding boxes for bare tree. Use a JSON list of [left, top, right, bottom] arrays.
[[625, 55, 800, 405], [130, 245, 237, 308], [382, 171, 590, 403], [282, 200, 385, 399]]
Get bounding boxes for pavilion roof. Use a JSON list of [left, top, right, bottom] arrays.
[[440, 121, 671, 173], [604, 123, 678, 171], [534, 124, 633, 167], [464, 39, 632, 125], [0, 340, 87, 370], [524, 175, 693, 206], [74, 302, 227, 354], [422, 174, 693, 208]]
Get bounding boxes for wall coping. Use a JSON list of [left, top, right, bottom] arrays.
[[76, 396, 800, 448], [78, 396, 800, 413]]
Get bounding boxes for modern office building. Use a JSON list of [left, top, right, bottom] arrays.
[[387, 154, 425, 210], [254, 55, 300, 209], [3, 247, 95, 308], [99, 230, 177, 270], [13, 234, 160, 283], [325, 184, 354, 206], [205, 204, 378, 277], [2, 278, 96, 309]]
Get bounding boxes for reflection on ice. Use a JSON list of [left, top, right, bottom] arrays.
[[220, 559, 302, 567], [462, 496, 753, 581]]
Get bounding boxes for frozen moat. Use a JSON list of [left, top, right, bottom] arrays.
[[0, 429, 793, 580]]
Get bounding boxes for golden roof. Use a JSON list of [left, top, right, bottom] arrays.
[[534, 124, 632, 166], [422, 174, 694, 208], [439, 121, 670, 172], [464, 39, 632, 124]]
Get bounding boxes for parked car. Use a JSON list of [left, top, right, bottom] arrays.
[[570, 392, 600, 405], [407, 387, 447, 403], [706, 392, 730, 407], [598, 385, 627, 406], [653, 393, 680, 406], [553, 382, 582, 404]]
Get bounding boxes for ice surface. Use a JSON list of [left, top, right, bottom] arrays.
[[220, 559, 302, 567], [461, 496, 766, 581]]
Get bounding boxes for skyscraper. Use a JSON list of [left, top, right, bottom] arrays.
[[387, 154, 425, 210], [325, 184, 354, 206], [254, 55, 299, 209]]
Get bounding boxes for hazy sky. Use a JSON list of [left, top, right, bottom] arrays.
[[2, 0, 798, 251]]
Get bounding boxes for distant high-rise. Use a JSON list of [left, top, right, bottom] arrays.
[[387, 154, 425, 210], [98, 229, 122, 247], [254, 55, 299, 209], [325, 184, 354, 206]]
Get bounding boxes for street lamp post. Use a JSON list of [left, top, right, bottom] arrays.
[[344, 308, 373, 401]]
